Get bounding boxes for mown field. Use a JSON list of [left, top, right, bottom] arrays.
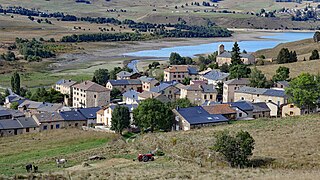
[[1, 115, 320, 179]]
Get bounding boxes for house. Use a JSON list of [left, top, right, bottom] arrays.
[[180, 84, 218, 105], [60, 111, 87, 128], [96, 104, 138, 127], [116, 71, 141, 80], [72, 81, 110, 108], [251, 102, 271, 119], [77, 107, 101, 125], [202, 104, 237, 120], [150, 81, 183, 101], [33, 112, 64, 131], [216, 44, 255, 66], [106, 79, 142, 93], [199, 69, 229, 86], [274, 81, 290, 90], [138, 91, 171, 103], [54, 79, 77, 106], [4, 93, 26, 108], [190, 80, 208, 86], [281, 103, 317, 117], [18, 100, 63, 115], [230, 101, 254, 119], [0, 117, 39, 137], [122, 90, 140, 104], [164, 65, 198, 82], [172, 106, 228, 131], [0, 110, 12, 120], [223, 78, 250, 103], [234, 86, 287, 116], [139, 76, 159, 91]]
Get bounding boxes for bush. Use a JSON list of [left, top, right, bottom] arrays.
[[212, 130, 255, 168]]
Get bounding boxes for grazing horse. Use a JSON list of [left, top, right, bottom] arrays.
[[26, 164, 32, 172], [33, 165, 38, 173], [56, 159, 67, 168]]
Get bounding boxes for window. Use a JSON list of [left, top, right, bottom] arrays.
[[178, 75, 181, 78], [241, 97, 244, 100], [210, 95, 213, 99], [290, 111, 294, 115], [173, 75, 176, 78], [26, 128, 30, 132], [51, 125, 54, 129], [253, 115, 256, 119], [56, 124, 60, 129], [43, 125, 48, 130], [75, 123, 78, 127], [94, 95, 97, 98], [83, 123, 86, 126], [239, 113, 242, 117], [204, 95, 207, 99], [290, 104, 294, 108]]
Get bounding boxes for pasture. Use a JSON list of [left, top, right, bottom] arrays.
[[1, 115, 320, 179]]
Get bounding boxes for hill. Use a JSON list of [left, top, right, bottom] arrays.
[[1, 115, 320, 179]]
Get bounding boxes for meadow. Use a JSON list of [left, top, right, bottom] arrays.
[[1, 115, 320, 179]]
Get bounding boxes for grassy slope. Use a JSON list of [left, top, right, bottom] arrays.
[[1, 115, 320, 179], [254, 38, 320, 79]]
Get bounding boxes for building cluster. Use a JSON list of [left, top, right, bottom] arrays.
[[1, 59, 319, 136]]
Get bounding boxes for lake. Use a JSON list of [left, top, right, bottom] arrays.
[[123, 32, 314, 58]]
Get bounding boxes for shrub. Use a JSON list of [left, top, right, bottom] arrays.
[[212, 130, 255, 168]]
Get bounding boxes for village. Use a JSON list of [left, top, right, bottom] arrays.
[[1, 42, 317, 136]]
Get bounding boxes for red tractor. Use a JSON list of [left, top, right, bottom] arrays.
[[137, 153, 154, 162]]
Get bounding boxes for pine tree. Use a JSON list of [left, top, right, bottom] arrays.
[[231, 42, 242, 65]]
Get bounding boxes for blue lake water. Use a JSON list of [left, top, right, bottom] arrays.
[[123, 32, 314, 58]]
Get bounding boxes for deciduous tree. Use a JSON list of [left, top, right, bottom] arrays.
[[111, 105, 130, 135]]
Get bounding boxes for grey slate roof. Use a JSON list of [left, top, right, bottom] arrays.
[[276, 80, 290, 88], [77, 107, 101, 119], [236, 86, 286, 97], [175, 106, 228, 125], [116, 71, 133, 78], [0, 119, 22, 130], [16, 117, 38, 128], [56, 79, 77, 87], [37, 103, 63, 113], [60, 111, 86, 121], [0, 110, 11, 117], [150, 82, 177, 93], [230, 101, 254, 111], [33, 112, 64, 122], [108, 79, 142, 86], [202, 84, 217, 93], [188, 67, 198, 75], [139, 76, 157, 83], [123, 90, 140, 100], [6, 94, 25, 103], [251, 102, 271, 113], [203, 70, 230, 81], [224, 78, 250, 85]]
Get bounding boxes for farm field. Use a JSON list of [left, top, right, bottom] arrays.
[[1, 115, 320, 179]]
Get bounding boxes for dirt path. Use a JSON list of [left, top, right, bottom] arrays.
[[65, 158, 136, 173]]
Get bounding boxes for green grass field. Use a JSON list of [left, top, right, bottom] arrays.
[[0, 129, 112, 176]]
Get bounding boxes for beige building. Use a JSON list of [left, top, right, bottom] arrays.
[[223, 78, 250, 103], [139, 76, 159, 91], [150, 82, 184, 101], [216, 44, 255, 66], [138, 91, 171, 103], [106, 79, 142, 93], [96, 104, 138, 127], [72, 81, 110, 108], [281, 103, 316, 117], [180, 84, 218, 105], [54, 79, 77, 106], [234, 86, 288, 116], [164, 65, 198, 82]]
